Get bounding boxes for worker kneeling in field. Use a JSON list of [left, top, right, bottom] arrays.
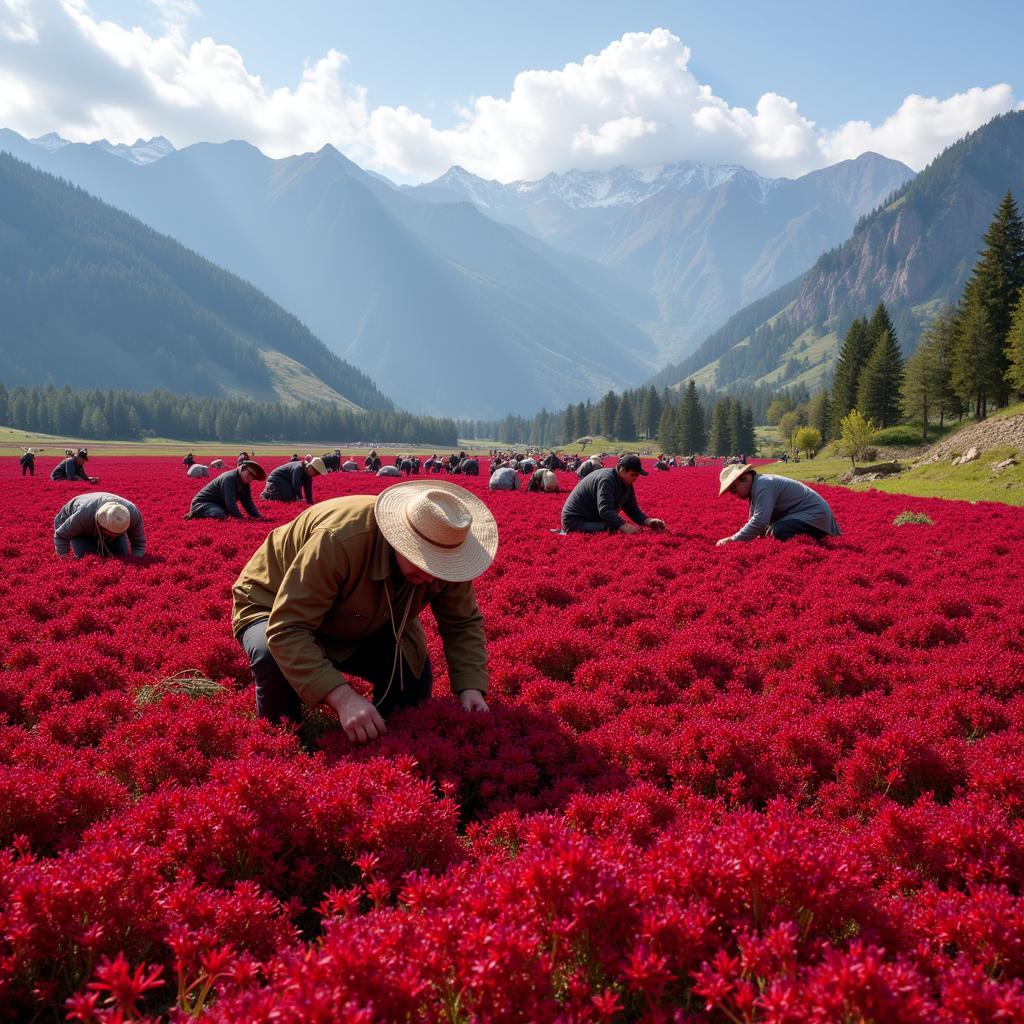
[[54, 492, 146, 558], [716, 465, 841, 545], [261, 456, 326, 505], [231, 482, 498, 743], [561, 455, 666, 535], [186, 461, 265, 520]]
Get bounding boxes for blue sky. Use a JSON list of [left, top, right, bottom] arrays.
[[2, 0, 1021, 182]]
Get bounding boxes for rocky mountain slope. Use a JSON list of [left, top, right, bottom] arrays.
[[660, 112, 1024, 394]]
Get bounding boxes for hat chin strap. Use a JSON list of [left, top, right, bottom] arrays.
[[402, 506, 467, 550]]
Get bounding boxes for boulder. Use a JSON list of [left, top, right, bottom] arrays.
[[992, 457, 1018, 470], [953, 447, 979, 465]]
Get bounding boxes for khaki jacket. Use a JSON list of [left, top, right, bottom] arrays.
[[231, 496, 489, 707]]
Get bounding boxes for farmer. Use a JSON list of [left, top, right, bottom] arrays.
[[561, 455, 666, 535], [527, 468, 559, 493], [19, 449, 35, 476], [231, 482, 498, 741], [261, 457, 326, 505], [54, 492, 146, 558], [488, 466, 519, 491], [716, 466, 841, 544], [186, 460, 266, 520], [183, 451, 195, 468], [50, 449, 98, 485]]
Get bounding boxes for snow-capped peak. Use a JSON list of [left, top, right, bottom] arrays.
[[95, 137, 175, 165], [28, 132, 71, 152]]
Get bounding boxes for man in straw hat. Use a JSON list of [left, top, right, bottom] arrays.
[[231, 482, 498, 742], [54, 492, 146, 558], [261, 456, 327, 505], [561, 455, 666, 535], [716, 465, 840, 545], [186, 460, 266, 520]]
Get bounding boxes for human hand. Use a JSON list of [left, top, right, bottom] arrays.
[[715, 537, 732, 547], [619, 521, 641, 535], [459, 689, 489, 713], [325, 683, 387, 744], [645, 518, 666, 531]]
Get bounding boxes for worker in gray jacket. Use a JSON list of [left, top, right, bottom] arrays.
[[261, 457, 326, 504], [488, 466, 520, 491], [716, 466, 840, 544], [50, 450, 98, 484], [54, 492, 146, 558], [186, 461, 266, 520]]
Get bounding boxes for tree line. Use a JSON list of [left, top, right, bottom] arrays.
[[459, 382, 758, 456], [0, 383, 459, 447]]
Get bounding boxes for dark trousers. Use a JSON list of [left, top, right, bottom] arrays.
[[239, 618, 434, 724], [21, 464, 33, 476], [70, 534, 130, 558], [188, 502, 228, 519], [563, 520, 610, 534], [767, 517, 828, 542]]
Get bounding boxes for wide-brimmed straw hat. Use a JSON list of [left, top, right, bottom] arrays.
[[308, 457, 327, 475], [718, 464, 755, 496], [239, 460, 267, 481], [375, 481, 498, 582], [95, 502, 131, 534]]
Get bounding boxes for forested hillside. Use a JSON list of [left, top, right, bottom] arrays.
[[0, 153, 391, 411]]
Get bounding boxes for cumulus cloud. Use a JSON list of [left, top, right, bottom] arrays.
[[0, 4, 1018, 182]]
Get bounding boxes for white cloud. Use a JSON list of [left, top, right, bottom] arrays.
[[0, 5, 1017, 182], [820, 86, 1018, 169]]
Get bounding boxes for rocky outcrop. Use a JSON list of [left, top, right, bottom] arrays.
[[915, 415, 1024, 466]]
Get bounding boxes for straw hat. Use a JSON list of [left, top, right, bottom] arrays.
[[95, 502, 131, 534], [374, 481, 498, 582], [308, 456, 327, 475], [542, 470, 558, 492], [239, 460, 267, 481], [718, 464, 755, 496]]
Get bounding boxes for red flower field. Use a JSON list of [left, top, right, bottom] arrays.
[[3, 454, 1024, 1022]]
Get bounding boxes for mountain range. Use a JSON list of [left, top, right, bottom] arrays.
[[656, 111, 1024, 396], [1, 128, 913, 417], [0, 151, 389, 410], [408, 154, 915, 353], [0, 130, 657, 418]]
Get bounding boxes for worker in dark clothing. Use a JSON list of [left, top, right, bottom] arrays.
[[54, 492, 146, 558], [321, 452, 341, 473], [262, 457, 326, 505], [561, 455, 666, 535], [186, 461, 266, 520], [51, 450, 98, 484], [20, 449, 36, 476], [183, 452, 195, 468], [236, 451, 251, 467]]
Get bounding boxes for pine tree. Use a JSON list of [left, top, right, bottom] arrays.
[[680, 380, 705, 454], [831, 318, 871, 421], [708, 399, 734, 456], [1005, 296, 1024, 395], [562, 405, 577, 444], [613, 397, 636, 441], [807, 391, 831, 441], [965, 191, 1024, 405], [640, 387, 661, 440], [951, 292, 997, 420], [857, 329, 904, 427], [656, 405, 675, 454], [738, 407, 757, 455]]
